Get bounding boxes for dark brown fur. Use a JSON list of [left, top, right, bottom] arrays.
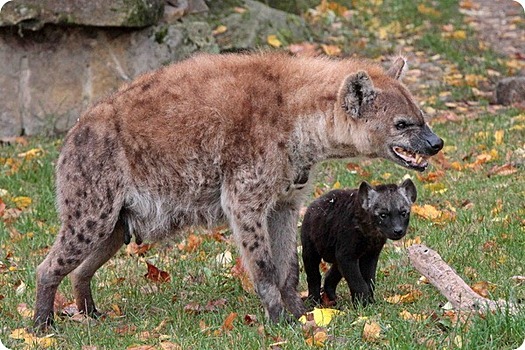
[[34, 52, 442, 329]]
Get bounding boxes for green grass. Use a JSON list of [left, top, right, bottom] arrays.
[[1, 112, 524, 350], [1, 1, 525, 349]]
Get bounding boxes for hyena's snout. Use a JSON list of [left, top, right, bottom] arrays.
[[422, 126, 444, 155]]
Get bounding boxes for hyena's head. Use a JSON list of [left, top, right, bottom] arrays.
[[358, 179, 417, 240], [335, 57, 443, 172]]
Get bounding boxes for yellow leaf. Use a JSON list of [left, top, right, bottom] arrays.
[[212, 25, 228, 36], [417, 4, 441, 17], [17, 148, 44, 160], [403, 236, 422, 247], [305, 330, 328, 347], [332, 181, 341, 189], [443, 30, 467, 40], [321, 44, 341, 56], [299, 308, 344, 327], [10, 328, 57, 348], [12, 196, 32, 209], [494, 130, 504, 145], [412, 204, 441, 220], [399, 310, 427, 322], [385, 289, 422, 304], [362, 321, 382, 342], [381, 172, 392, 180], [423, 183, 447, 194], [267, 35, 282, 48]]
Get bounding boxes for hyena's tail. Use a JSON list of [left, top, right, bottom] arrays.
[[34, 121, 128, 330]]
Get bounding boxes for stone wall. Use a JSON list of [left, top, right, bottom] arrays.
[[0, 0, 307, 137]]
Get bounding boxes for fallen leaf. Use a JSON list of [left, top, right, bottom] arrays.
[[216, 251, 233, 267], [299, 307, 344, 327], [267, 35, 282, 48], [116, 325, 137, 335], [487, 163, 518, 177], [288, 42, 319, 57], [494, 130, 505, 145], [471, 281, 495, 298], [144, 261, 171, 283], [321, 44, 341, 56], [412, 204, 442, 220], [10, 328, 57, 348], [362, 321, 382, 342], [511, 276, 525, 285], [231, 257, 254, 293], [305, 329, 328, 347], [385, 289, 423, 304], [212, 25, 227, 36], [159, 342, 182, 350], [17, 303, 33, 318], [126, 242, 153, 256], [12, 196, 32, 209], [399, 310, 428, 322], [126, 346, 155, 350], [243, 314, 258, 326], [17, 148, 44, 160], [177, 234, 203, 252], [222, 312, 237, 332]]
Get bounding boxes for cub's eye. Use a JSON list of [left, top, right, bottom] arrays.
[[400, 210, 408, 217], [379, 213, 388, 219], [395, 121, 408, 130]]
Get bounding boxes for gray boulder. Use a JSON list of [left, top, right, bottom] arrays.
[[496, 76, 525, 105], [0, 0, 164, 30]]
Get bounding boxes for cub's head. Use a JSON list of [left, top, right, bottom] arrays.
[[358, 179, 417, 240], [335, 57, 443, 172]]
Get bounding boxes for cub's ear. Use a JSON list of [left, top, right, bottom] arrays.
[[387, 56, 408, 80], [358, 181, 377, 210], [339, 71, 376, 118], [400, 178, 417, 203]]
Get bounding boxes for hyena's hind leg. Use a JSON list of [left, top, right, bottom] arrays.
[[268, 201, 307, 318], [34, 124, 127, 330], [70, 218, 125, 317]]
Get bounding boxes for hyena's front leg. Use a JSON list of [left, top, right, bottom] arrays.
[[268, 201, 307, 318], [222, 185, 288, 322]]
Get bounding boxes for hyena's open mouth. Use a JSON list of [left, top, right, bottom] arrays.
[[392, 146, 429, 171]]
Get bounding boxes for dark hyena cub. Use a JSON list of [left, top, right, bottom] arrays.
[[301, 179, 417, 306]]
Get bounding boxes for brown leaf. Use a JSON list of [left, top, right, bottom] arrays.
[[222, 312, 237, 332], [116, 325, 137, 335], [471, 281, 495, 298], [159, 342, 182, 350], [177, 234, 203, 252], [362, 321, 382, 342], [126, 242, 153, 256], [144, 261, 171, 283], [288, 42, 319, 57], [17, 303, 33, 318], [243, 314, 258, 326], [0, 197, 5, 217], [231, 257, 254, 293], [126, 346, 155, 350], [487, 163, 518, 177]]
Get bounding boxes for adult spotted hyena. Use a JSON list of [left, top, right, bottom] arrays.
[[34, 52, 443, 329]]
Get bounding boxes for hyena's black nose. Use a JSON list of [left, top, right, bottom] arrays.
[[394, 228, 404, 236], [427, 135, 444, 154]]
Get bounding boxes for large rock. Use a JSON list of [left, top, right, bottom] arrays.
[[0, 0, 310, 137], [215, 0, 308, 50], [0, 22, 218, 136], [0, 0, 164, 29], [496, 76, 525, 105]]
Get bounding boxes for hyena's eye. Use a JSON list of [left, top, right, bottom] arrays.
[[400, 210, 408, 217], [379, 213, 388, 219], [395, 121, 409, 130]]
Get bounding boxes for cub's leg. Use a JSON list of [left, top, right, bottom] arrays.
[[359, 251, 381, 301], [70, 220, 125, 316], [323, 263, 342, 302], [337, 256, 373, 306], [301, 231, 323, 305], [268, 202, 306, 318]]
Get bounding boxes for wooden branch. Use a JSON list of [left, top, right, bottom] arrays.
[[407, 244, 520, 315]]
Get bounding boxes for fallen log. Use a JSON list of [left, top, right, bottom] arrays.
[[407, 244, 520, 315]]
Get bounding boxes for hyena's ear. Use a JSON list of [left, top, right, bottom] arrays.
[[339, 71, 377, 118], [387, 56, 408, 80], [358, 181, 377, 210], [400, 178, 417, 203]]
